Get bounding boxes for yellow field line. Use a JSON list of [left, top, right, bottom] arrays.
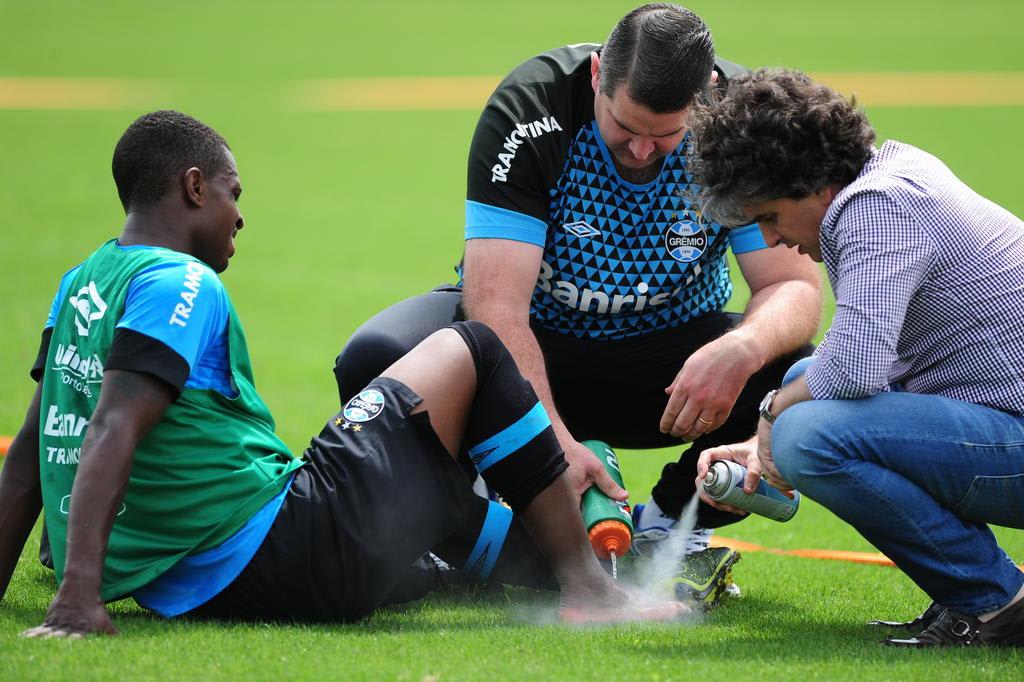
[[2, 73, 1023, 111], [816, 72, 1024, 107], [0, 78, 169, 110], [290, 76, 501, 112], [290, 72, 1024, 111]]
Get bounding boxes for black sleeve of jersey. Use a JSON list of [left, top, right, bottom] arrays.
[[30, 327, 53, 383], [467, 86, 555, 222], [466, 48, 589, 223], [105, 327, 189, 396]]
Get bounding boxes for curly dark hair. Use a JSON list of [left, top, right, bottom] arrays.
[[686, 68, 875, 226], [112, 110, 231, 212]]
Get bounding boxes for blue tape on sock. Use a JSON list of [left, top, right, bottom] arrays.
[[467, 401, 550, 473], [462, 500, 514, 582]]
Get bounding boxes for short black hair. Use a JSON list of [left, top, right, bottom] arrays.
[[687, 68, 876, 226], [599, 3, 715, 113], [111, 110, 231, 212]]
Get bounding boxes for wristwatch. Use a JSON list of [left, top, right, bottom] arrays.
[[759, 389, 781, 424]]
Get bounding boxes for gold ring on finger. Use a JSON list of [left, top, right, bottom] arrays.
[[697, 416, 714, 426]]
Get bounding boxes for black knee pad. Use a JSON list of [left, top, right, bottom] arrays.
[[445, 320, 509, 383], [447, 321, 567, 512]]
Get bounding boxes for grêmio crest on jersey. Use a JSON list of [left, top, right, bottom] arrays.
[[533, 121, 731, 340]]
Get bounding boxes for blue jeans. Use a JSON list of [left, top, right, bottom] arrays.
[[772, 358, 1024, 615]]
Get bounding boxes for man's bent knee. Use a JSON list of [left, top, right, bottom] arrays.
[[771, 401, 853, 487], [335, 326, 415, 404], [782, 357, 815, 387], [335, 291, 463, 403]]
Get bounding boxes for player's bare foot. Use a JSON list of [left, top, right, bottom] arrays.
[[559, 601, 690, 624], [557, 579, 690, 624]]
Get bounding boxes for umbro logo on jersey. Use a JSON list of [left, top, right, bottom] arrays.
[[562, 221, 601, 239], [68, 281, 107, 336], [470, 446, 497, 466], [465, 541, 492, 579]]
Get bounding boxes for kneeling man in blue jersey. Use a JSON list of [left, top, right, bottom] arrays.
[[689, 70, 1024, 647], [0, 111, 688, 638], [333, 3, 824, 606]]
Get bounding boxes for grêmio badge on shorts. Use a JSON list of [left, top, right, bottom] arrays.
[[343, 389, 386, 423]]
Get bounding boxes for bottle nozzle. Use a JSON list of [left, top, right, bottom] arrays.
[[588, 520, 632, 560]]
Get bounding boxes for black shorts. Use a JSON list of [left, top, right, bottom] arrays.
[[334, 289, 812, 525], [191, 377, 487, 622]]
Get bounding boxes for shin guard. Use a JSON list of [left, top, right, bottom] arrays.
[[448, 321, 567, 512]]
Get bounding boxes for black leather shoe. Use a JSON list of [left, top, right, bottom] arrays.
[[883, 598, 1024, 648], [868, 602, 945, 631]]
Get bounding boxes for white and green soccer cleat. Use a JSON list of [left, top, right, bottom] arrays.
[[670, 546, 741, 610], [630, 502, 742, 609]]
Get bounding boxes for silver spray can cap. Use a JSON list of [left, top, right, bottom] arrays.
[[703, 461, 738, 500]]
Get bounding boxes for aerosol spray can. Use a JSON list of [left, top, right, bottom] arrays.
[[579, 441, 633, 577], [702, 460, 800, 522]]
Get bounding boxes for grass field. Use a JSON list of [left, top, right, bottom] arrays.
[[2, 1, 1023, 679]]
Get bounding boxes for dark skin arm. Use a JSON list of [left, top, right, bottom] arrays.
[[22, 369, 175, 639], [0, 384, 44, 601]]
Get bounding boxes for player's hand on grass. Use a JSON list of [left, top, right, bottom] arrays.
[[560, 434, 628, 503], [22, 590, 117, 639], [694, 438, 757, 515], [660, 334, 760, 441], [756, 418, 793, 492]]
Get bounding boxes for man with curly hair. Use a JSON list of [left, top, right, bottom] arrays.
[[688, 68, 1024, 647]]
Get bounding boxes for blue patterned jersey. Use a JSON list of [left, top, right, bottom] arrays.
[[465, 45, 766, 340]]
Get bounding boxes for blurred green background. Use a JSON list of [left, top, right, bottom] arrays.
[[1, 1, 1022, 678]]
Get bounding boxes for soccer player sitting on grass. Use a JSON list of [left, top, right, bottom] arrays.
[[0, 111, 687, 638], [688, 69, 1024, 647]]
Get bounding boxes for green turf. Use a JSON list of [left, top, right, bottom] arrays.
[[2, 1, 1023, 678]]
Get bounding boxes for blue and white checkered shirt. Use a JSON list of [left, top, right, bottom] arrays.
[[804, 141, 1024, 415]]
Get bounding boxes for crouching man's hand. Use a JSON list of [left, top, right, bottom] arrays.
[[694, 437, 761, 516]]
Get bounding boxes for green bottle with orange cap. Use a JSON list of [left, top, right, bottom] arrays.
[[579, 440, 633, 568]]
